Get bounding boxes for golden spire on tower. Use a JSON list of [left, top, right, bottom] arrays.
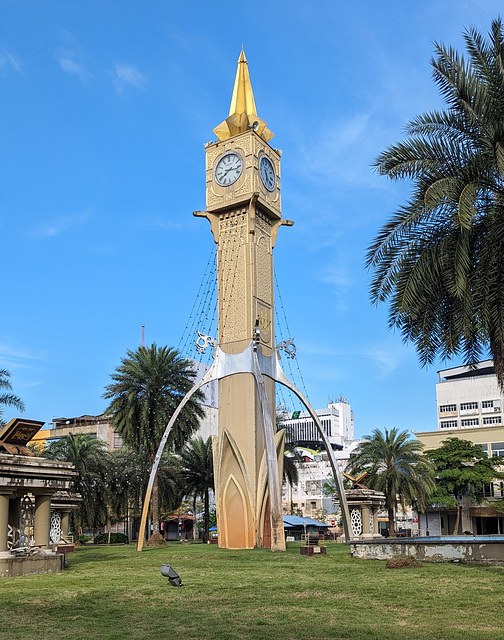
[[213, 48, 274, 143]]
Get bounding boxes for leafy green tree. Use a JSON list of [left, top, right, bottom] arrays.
[[103, 344, 204, 537], [101, 447, 183, 542], [346, 428, 435, 536], [368, 19, 504, 386], [427, 437, 504, 534], [45, 433, 109, 530], [0, 368, 25, 426], [179, 436, 214, 543]]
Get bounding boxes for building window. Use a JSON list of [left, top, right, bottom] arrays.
[[491, 442, 504, 457], [482, 400, 497, 409], [113, 432, 123, 448], [439, 404, 456, 413], [483, 483, 495, 498], [460, 402, 478, 411], [483, 416, 502, 425], [476, 443, 489, 456], [461, 418, 479, 427], [440, 420, 458, 429]]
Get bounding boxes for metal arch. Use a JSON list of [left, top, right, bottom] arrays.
[[251, 348, 285, 551], [137, 338, 353, 550], [264, 353, 353, 542], [136, 359, 220, 550]]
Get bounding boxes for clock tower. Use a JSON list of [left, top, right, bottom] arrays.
[[195, 50, 292, 549]]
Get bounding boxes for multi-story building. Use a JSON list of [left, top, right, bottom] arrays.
[[281, 398, 359, 522], [29, 359, 219, 452], [32, 406, 219, 453], [435, 360, 502, 431], [31, 414, 122, 451], [415, 360, 504, 535], [281, 398, 354, 450], [282, 440, 362, 521]]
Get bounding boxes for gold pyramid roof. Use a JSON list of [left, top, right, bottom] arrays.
[[213, 49, 274, 143]]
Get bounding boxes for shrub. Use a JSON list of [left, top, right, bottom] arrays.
[[93, 532, 127, 545]]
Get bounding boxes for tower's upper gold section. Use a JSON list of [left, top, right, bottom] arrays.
[[213, 49, 274, 143]]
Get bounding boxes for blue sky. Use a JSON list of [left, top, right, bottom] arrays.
[[1, 0, 502, 437]]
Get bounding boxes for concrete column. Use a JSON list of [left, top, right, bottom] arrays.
[[0, 494, 9, 552], [61, 511, 71, 538], [361, 506, 371, 537], [372, 508, 379, 537], [34, 494, 52, 548]]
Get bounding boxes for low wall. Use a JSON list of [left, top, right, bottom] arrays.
[[0, 551, 65, 577], [350, 536, 504, 565]]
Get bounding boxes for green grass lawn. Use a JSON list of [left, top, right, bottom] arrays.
[[1, 541, 504, 640]]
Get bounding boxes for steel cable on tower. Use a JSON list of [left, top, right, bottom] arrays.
[[178, 249, 215, 360], [189, 253, 217, 364], [274, 270, 311, 404]]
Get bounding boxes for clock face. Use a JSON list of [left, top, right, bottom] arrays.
[[259, 155, 276, 192], [214, 152, 243, 186]]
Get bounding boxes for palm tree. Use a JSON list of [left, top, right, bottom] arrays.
[[46, 432, 107, 475], [103, 344, 204, 538], [368, 19, 504, 386], [45, 433, 109, 531], [346, 428, 434, 536], [179, 436, 214, 542], [282, 452, 299, 488], [0, 368, 25, 426]]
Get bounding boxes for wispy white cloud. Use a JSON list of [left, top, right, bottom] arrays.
[[56, 50, 91, 84], [310, 261, 354, 315], [54, 32, 93, 84], [298, 112, 379, 187], [300, 339, 404, 379], [112, 63, 146, 94], [359, 345, 403, 379], [31, 209, 92, 239], [319, 264, 352, 289], [0, 342, 47, 371], [0, 49, 22, 76]]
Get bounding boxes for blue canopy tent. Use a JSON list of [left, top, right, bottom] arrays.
[[207, 517, 330, 542], [283, 516, 330, 541]]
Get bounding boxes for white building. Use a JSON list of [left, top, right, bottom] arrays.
[[436, 360, 503, 432], [281, 398, 354, 450], [280, 399, 359, 522], [415, 360, 504, 535], [282, 440, 362, 521]]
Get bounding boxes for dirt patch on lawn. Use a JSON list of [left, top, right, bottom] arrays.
[[386, 556, 421, 569]]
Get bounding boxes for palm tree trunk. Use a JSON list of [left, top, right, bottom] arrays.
[[192, 495, 197, 540], [387, 506, 395, 537], [386, 483, 396, 536], [203, 487, 209, 544]]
